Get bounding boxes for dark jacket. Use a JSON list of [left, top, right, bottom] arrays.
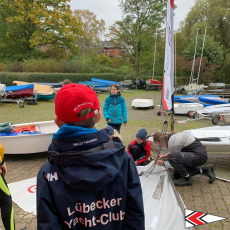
[[37, 125, 144, 230], [103, 93, 128, 124]]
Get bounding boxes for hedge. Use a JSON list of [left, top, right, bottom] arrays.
[[0, 73, 126, 86]]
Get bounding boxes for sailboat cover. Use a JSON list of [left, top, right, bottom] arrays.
[[162, 0, 174, 112]]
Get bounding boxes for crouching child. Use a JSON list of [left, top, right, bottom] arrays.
[[36, 84, 145, 230], [127, 129, 151, 166]]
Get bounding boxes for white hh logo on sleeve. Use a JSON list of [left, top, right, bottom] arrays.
[[45, 172, 58, 182]]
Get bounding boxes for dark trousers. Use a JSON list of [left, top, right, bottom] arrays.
[[129, 145, 149, 166], [167, 152, 207, 178], [0, 174, 15, 230], [107, 124, 122, 133]]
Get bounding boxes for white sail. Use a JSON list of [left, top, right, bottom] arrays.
[[162, 0, 174, 112]]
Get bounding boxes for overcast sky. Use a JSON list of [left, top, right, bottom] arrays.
[[70, 0, 195, 35]]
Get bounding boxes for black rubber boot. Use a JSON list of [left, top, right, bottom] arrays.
[[201, 164, 216, 184], [174, 177, 192, 186]]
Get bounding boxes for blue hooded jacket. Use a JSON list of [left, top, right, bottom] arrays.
[[103, 93, 128, 124], [37, 125, 144, 230]]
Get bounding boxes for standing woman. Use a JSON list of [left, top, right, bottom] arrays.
[[103, 84, 127, 133], [153, 131, 215, 186]]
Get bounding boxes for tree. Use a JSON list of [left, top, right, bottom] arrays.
[[176, 56, 219, 84], [180, 0, 230, 82], [94, 54, 113, 67], [183, 35, 224, 65], [73, 10, 105, 58], [0, 0, 84, 61], [106, 0, 167, 76]]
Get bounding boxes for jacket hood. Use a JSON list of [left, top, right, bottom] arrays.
[[48, 128, 126, 192]]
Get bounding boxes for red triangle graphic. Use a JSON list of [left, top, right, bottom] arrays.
[[188, 212, 205, 225]]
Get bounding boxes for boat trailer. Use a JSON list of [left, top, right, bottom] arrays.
[[0, 91, 38, 108]]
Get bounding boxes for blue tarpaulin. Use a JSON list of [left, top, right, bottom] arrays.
[[199, 97, 229, 105], [5, 84, 34, 92], [85, 81, 108, 86], [91, 78, 119, 85], [174, 95, 227, 106]]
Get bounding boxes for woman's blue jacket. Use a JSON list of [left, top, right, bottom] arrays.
[[103, 93, 127, 124]]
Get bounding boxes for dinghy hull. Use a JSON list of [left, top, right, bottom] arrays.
[[5, 84, 34, 98], [184, 126, 230, 152], [0, 121, 58, 154]]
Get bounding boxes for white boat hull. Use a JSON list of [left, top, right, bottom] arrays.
[[132, 99, 154, 108], [184, 125, 230, 152], [184, 83, 208, 93], [197, 104, 230, 116], [174, 103, 204, 114], [0, 121, 58, 154], [157, 103, 204, 115]]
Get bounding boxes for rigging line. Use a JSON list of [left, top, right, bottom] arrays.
[[152, 27, 158, 79], [189, 28, 199, 85], [139, 120, 169, 177], [143, 122, 168, 177], [197, 26, 207, 84]]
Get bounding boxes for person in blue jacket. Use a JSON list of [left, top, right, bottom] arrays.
[[103, 84, 127, 133], [36, 84, 145, 230]]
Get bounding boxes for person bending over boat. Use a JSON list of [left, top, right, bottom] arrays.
[[103, 84, 127, 133], [153, 131, 216, 186], [127, 129, 151, 166], [37, 84, 144, 230]]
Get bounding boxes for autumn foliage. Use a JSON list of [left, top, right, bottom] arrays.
[[176, 56, 219, 84], [0, 0, 84, 61]]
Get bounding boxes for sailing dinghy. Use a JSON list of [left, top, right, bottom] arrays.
[[157, 103, 204, 115], [0, 121, 58, 154], [137, 162, 186, 230], [184, 125, 230, 152], [197, 104, 230, 116], [13, 81, 56, 99]]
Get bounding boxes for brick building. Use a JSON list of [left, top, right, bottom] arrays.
[[102, 41, 127, 57]]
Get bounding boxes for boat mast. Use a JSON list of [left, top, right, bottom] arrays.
[[152, 27, 158, 79], [197, 26, 207, 84], [189, 28, 199, 85], [175, 32, 176, 87]]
